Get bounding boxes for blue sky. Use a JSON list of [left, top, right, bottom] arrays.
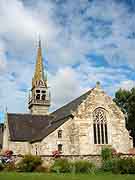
[[0, 0, 135, 122]]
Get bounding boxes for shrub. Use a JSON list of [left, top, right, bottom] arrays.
[[51, 158, 70, 173], [69, 161, 76, 174], [112, 157, 135, 174], [17, 154, 42, 172], [51, 159, 95, 174], [34, 165, 50, 173], [102, 159, 115, 172], [0, 163, 4, 171], [4, 162, 16, 172], [102, 157, 135, 174], [73, 160, 95, 174], [101, 147, 112, 161]]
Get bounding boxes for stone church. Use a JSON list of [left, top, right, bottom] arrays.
[[2, 41, 133, 155]]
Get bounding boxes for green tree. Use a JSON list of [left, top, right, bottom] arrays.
[[114, 88, 135, 146]]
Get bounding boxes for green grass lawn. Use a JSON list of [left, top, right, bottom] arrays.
[[0, 173, 135, 180]]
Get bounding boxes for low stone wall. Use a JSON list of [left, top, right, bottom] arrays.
[[0, 154, 102, 166], [41, 155, 102, 167], [1, 154, 135, 167]]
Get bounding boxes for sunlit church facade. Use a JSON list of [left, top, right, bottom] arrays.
[[2, 41, 133, 155]]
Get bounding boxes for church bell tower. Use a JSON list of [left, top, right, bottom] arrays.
[[28, 40, 51, 115]]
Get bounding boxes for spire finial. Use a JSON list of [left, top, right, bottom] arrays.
[[38, 35, 41, 48], [96, 81, 101, 89]]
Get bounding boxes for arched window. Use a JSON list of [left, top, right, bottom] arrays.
[[58, 144, 62, 152], [36, 94, 40, 100], [42, 94, 46, 100], [36, 90, 40, 93], [58, 130, 62, 138], [41, 90, 46, 100], [36, 90, 40, 100], [93, 108, 108, 144]]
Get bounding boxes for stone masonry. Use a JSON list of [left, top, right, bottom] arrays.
[[3, 84, 133, 155]]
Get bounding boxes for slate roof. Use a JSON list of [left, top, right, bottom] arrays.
[[51, 89, 92, 122], [7, 89, 92, 143], [8, 114, 51, 141]]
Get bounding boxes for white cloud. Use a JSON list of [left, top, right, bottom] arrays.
[[0, 40, 7, 72], [116, 80, 135, 91], [49, 67, 85, 110], [0, 0, 60, 59], [0, 0, 135, 114], [0, 0, 135, 67]]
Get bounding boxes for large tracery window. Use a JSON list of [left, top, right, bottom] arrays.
[[93, 108, 108, 144]]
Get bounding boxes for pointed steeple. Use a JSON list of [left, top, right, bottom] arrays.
[[33, 39, 45, 85], [29, 39, 51, 115]]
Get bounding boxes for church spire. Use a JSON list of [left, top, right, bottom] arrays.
[[29, 39, 51, 115], [32, 39, 45, 86]]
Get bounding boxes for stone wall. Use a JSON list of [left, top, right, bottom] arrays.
[[2, 154, 102, 167], [1, 154, 135, 168], [2, 85, 133, 156], [71, 85, 133, 154], [30, 86, 132, 156], [30, 105, 49, 115], [31, 117, 75, 155], [41, 155, 102, 167]]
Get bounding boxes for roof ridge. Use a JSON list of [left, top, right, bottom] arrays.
[[51, 88, 92, 115], [7, 113, 50, 117]]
